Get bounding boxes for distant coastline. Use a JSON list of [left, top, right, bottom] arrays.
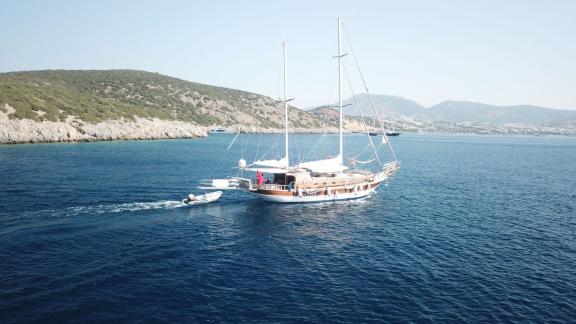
[[2, 108, 576, 145], [2, 104, 575, 145], [2, 116, 575, 145], [1, 69, 575, 145]]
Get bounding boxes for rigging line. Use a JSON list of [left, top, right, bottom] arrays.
[[301, 132, 318, 162], [343, 62, 382, 168], [253, 132, 263, 163], [240, 132, 245, 159], [350, 143, 372, 159], [209, 130, 238, 177], [313, 133, 328, 161], [342, 21, 398, 162], [209, 149, 228, 178], [256, 141, 277, 163], [303, 132, 328, 163], [356, 158, 377, 164], [351, 147, 378, 168], [274, 134, 280, 160], [227, 131, 241, 151], [288, 117, 299, 165], [292, 124, 300, 165]]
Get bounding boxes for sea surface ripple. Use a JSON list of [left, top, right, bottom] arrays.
[[1, 134, 575, 322]]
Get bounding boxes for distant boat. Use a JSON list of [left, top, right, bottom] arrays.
[[210, 128, 231, 134], [368, 131, 400, 136], [369, 112, 401, 136]]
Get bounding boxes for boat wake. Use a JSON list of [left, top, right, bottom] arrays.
[[66, 200, 188, 215], [0, 200, 191, 235]]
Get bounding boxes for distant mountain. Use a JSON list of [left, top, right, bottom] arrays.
[[341, 94, 427, 118], [427, 101, 576, 124], [321, 94, 576, 124], [306, 106, 367, 131]]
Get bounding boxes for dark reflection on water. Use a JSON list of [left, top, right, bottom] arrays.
[[1, 134, 575, 322]]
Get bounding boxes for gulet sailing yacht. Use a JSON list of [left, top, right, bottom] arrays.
[[200, 17, 400, 203]]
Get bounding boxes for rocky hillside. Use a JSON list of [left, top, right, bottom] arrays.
[[0, 70, 327, 128], [0, 70, 354, 144], [308, 106, 366, 130]]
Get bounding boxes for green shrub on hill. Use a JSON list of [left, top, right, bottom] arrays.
[[0, 69, 336, 128]]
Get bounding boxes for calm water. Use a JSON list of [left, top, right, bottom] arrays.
[[1, 134, 575, 322]]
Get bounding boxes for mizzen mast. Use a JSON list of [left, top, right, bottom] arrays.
[[283, 41, 289, 165], [337, 17, 344, 165]]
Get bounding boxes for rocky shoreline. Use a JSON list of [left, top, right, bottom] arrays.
[[0, 120, 347, 145], [3, 108, 574, 145], [0, 111, 208, 145], [0, 103, 353, 145], [0, 115, 352, 145]]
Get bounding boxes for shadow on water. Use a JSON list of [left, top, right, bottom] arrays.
[[186, 194, 389, 243]]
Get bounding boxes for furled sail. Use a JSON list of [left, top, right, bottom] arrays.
[[297, 156, 348, 173], [250, 157, 289, 169], [245, 157, 289, 173]]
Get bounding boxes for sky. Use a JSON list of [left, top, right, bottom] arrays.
[[1, 0, 575, 110]]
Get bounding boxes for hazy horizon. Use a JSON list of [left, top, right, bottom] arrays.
[[1, 0, 575, 110]]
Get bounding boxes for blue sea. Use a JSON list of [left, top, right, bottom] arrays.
[[1, 134, 575, 322]]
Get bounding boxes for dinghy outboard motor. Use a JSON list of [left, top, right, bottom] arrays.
[[184, 194, 195, 203]]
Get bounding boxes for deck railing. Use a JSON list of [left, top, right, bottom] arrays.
[[257, 183, 290, 191]]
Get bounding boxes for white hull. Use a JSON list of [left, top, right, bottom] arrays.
[[183, 191, 222, 206], [250, 187, 376, 203]]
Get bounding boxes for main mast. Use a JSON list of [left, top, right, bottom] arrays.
[[337, 17, 343, 164], [283, 41, 289, 165]]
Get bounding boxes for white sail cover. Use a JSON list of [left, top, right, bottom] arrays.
[[297, 156, 348, 173], [250, 157, 289, 169], [245, 167, 288, 173]]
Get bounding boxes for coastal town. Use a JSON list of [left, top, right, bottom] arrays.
[[379, 117, 576, 136]]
